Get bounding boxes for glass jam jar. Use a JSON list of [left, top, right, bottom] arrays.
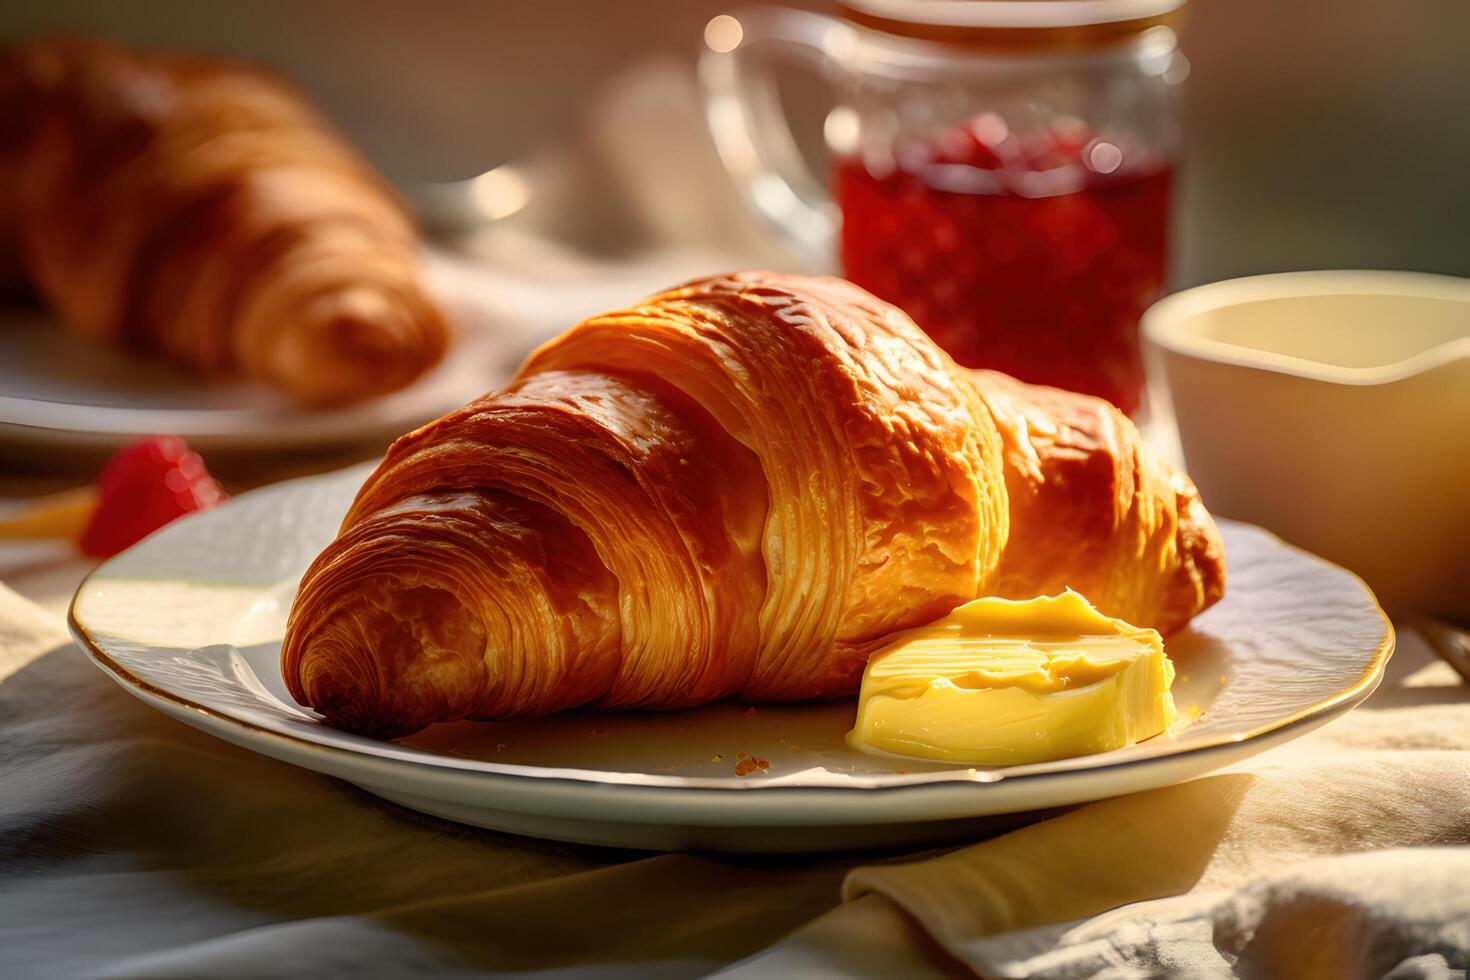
[[702, 1, 1188, 414]]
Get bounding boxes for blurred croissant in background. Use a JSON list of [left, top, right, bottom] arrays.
[[0, 37, 449, 405]]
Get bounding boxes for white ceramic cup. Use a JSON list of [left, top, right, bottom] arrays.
[[1143, 270, 1470, 620]]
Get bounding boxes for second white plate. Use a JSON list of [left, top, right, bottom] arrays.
[[0, 252, 540, 454]]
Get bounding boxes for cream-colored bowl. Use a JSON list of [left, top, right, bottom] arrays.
[[1143, 270, 1470, 620]]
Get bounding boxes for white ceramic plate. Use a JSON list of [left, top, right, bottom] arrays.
[[70, 464, 1394, 853], [0, 252, 532, 454]]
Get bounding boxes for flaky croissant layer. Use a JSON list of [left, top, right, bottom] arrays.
[[283, 272, 1224, 737], [0, 37, 448, 404]]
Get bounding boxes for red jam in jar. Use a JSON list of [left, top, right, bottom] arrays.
[[836, 119, 1171, 415]]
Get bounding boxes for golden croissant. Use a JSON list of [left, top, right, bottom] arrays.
[[284, 272, 1225, 737], [0, 37, 448, 405]]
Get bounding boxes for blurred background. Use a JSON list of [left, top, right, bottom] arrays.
[[2, 0, 1467, 287]]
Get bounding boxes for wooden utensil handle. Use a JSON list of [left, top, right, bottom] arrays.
[[1420, 618, 1470, 685]]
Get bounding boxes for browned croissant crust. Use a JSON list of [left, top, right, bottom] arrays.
[[283, 272, 1224, 737], [0, 37, 448, 405]]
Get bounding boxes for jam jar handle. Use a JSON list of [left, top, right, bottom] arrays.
[[699, 8, 848, 266]]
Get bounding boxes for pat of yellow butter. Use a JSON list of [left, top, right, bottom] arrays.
[[848, 591, 1177, 766]]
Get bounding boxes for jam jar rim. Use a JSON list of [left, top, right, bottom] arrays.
[[837, 0, 1186, 56]]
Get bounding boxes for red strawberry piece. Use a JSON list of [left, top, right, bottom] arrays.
[[78, 436, 228, 558]]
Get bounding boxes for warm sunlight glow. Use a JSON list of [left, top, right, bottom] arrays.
[[823, 106, 860, 156], [470, 164, 531, 221], [1087, 140, 1123, 175], [704, 15, 743, 54]]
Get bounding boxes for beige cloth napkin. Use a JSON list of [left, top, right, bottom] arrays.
[[1, 566, 1467, 978]]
